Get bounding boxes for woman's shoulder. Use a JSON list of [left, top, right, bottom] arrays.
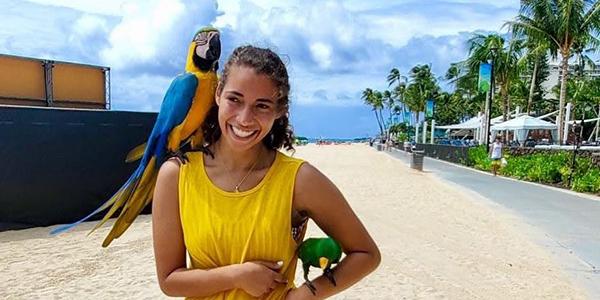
[[277, 150, 304, 163], [158, 157, 183, 178]]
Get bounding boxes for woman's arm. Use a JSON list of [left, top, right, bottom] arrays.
[[289, 163, 381, 299], [152, 159, 239, 297], [152, 159, 287, 298]]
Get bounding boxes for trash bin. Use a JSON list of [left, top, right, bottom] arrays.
[[410, 150, 424, 171], [376, 143, 383, 151]]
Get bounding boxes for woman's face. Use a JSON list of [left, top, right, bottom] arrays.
[[216, 65, 283, 151]]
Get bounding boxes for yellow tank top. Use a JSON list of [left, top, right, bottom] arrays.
[[178, 150, 305, 300]]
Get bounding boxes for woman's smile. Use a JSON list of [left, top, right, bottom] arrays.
[[228, 123, 259, 141]]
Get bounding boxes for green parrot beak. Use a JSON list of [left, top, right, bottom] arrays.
[[319, 257, 329, 270]]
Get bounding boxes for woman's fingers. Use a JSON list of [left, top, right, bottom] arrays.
[[251, 260, 283, 270], [274, 273, 288, 284]]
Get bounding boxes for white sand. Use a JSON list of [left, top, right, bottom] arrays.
[[0, 144, 586, 299]]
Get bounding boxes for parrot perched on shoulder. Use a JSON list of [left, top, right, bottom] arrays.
[[297, 237, 343, 295], [50, 27, 221, 247]]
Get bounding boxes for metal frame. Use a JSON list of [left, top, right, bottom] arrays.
[[104, 67, 111, 110], [1, 53, 111, 109], [42, 60, 54, 106]]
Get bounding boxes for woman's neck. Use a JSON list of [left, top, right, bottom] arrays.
[[211, 139, 269, 171]]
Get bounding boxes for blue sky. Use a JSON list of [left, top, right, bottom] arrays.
[[1, 0, 519, 138]]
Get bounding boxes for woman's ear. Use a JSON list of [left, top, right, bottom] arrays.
[[275, 108, 287, 120]]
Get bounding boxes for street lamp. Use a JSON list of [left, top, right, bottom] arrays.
[[485, 47, 498, 153], [568, 105, 591, 186]]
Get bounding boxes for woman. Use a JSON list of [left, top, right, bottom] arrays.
[[152, 45, 380, 299], [489, 136, 503, 176]]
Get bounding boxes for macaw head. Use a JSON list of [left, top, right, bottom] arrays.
[[185, 26, 221, 73]]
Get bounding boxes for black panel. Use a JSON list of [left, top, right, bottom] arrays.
[[0, 106, 157, 230]]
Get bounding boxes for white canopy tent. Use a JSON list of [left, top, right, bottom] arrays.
[[491, 115, 558, 143], [437, 116, 481, 130]]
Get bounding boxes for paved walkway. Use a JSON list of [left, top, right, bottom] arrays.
[[387, 148, 600, 298]]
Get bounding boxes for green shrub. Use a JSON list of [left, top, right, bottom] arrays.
[[572, 168, 600, 193], [467, 145, 491, 171], [465, 148, 600, 194], [502, 152, 571, 185]]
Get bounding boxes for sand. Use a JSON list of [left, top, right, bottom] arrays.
[[0, 144, 586, 299]]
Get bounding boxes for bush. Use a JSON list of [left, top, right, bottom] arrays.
[[467, 145, 491, 171], [464, 147, 600, 194], [572, 168, 600, 193], [502, 152, 569, 184]]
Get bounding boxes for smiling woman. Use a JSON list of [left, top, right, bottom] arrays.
[[151, 45, 380, 299]]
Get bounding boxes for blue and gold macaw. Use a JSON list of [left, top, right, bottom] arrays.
[[51, 27, 221, 247]]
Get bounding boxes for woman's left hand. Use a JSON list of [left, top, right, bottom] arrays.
[[285, 285, 318, 300]]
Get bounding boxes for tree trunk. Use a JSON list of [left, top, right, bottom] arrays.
[[558, 52, 569, 144], [527, 59, 539, 115], [501, 83, 509, 121], [378, 108, 387, 136], [374, 110, 383, 136]]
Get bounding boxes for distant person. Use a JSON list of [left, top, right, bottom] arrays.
[[489, 136, 503, 176]]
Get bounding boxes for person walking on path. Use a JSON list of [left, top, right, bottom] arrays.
[[489, 136, 503, 176]]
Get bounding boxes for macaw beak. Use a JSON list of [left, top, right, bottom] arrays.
[[194, 31, 220, 61], [319, 257, 329, 270]]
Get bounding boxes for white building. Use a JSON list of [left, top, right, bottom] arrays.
[[541, 60, 600, 98]]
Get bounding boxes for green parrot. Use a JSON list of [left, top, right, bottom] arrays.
[[297, 237, 343, 295]]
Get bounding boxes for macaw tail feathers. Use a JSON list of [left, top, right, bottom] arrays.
[[125, 142, 147, 163], [101, 157, 158, 247], [49, 163, 146, 236]]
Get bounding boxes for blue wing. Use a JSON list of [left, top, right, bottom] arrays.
[[141, 73, 198, 166], [50, 73, 198, 235]]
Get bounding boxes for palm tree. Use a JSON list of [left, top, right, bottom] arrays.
[[465, 33, 522, 121], [387, 68, 408, 114], [382, 90, 395, 125], [403, 64, 440, 124], [508, 0, 600, 141], [362, 88, 385, 136], [387, 68, 407, 89], [519, 40, 550, 114], [445, 63, 462, 87]]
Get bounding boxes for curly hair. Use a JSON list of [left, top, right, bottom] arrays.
[[199, 45, 295, 155]]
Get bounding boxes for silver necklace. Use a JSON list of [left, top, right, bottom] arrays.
[[233, 150, 262, 193]]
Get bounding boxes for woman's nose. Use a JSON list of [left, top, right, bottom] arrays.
[[237, 105, 254, 125]]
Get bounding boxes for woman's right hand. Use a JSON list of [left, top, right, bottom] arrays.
[[234, 260, 288, 297]]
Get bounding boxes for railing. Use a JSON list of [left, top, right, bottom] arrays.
[[414, 143, 473, 164]]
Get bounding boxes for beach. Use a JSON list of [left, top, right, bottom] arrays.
[[0, 144, 586, 299]]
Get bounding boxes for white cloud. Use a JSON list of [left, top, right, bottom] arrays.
[[23, 0, 129, 16], [71, 14, 109, 37], [3, 0, 521, 137], [309, 42, 332, 69], [111, 73, 173, 111], [100, 0, 186, 67]]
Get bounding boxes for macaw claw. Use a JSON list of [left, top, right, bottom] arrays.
[[168, 150, 190, 165]]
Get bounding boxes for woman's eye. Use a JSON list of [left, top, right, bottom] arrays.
[[257, 104, 270, 110], [227, 97, 239, 103]]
